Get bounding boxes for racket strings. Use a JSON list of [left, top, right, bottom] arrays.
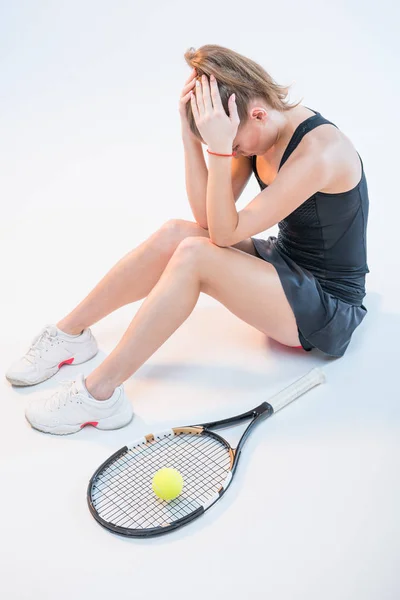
[[90, 433, 231, 530], [97, 449, 217, 524], [94, 436, 229, 527], [95, 436, 227, 512], [93, 438, 226, 528]]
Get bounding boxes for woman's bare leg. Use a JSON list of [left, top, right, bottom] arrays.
[[85, 237, 300, 400], [56, 219, 257, 335], [56, 220, 207, 335]]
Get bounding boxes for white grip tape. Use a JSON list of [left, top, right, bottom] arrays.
[[270, 367, 326, 413]]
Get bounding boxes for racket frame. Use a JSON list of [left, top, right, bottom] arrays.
[[87, 368, 325, 537], [87, 402, 273, 537]]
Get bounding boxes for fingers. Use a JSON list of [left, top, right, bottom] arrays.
[[181, 88, 194, 107], [194, 77, 205, 115], [180, 69, 197, 104], [180, 68, 198, 118], [192, 74, 222, 115], [209, 74, 224, 111], [190, 85, 199, 121], [183, 67, 197, 86], [179, 81, 196, 116], [200, 74, 213, 113], [181, 78, 196, 98]]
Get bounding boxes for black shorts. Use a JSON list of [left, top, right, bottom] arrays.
[[251, 236, 367, 358]]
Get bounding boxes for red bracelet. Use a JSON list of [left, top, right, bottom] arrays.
[[207, 149, 237, 157]]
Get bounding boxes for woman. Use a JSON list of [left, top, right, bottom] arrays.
[[6, 44, 369, 435]]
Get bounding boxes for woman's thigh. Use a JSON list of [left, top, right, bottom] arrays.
[[173, 236, 301, 347]]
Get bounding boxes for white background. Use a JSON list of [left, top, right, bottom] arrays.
[[0, 1, 399, 599]]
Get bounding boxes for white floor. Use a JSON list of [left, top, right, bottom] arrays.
[[1, 2, 399, 599]]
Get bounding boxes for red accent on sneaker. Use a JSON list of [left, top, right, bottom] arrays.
[[58, 358, 75, 368], [80, 421, 99, 429]]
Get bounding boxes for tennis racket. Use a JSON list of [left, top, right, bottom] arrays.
[[87, 367, 325, 537]]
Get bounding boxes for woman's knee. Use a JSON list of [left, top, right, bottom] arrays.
[[156, 219, 210, 250]]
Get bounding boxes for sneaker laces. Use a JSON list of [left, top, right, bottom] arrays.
[[25, 325, 58, 364], [46, 380, 80, 411]]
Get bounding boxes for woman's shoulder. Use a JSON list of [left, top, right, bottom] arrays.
[[308, 128, 363, 195]]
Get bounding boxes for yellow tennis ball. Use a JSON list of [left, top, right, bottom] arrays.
[[152, 467, 184, 501]]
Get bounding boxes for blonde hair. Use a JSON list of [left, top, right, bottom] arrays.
[[184, 44, 303, 141]]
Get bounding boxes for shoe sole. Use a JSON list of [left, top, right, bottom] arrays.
[[6, 345, 99, 387], [26, 408, 134, 435]]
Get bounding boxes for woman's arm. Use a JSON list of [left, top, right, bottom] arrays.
[[182, 134, 209, 230], [183, 135, 252, 231], [208, 146, 331, 247]]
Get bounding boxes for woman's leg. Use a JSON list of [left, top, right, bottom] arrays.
[[85, 236, 300, 400], [56, 219, 257, 335]]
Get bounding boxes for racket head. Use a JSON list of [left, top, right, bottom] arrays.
[[87, 427, 235, 537], [87, 368, 325, 537]]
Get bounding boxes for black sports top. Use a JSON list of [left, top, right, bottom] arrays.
[[250, 109, 369, 306]]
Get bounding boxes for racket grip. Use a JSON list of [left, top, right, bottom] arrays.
[[270, 367, 325, 413]]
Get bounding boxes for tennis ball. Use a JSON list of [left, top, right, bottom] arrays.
[[152, 467, 184, 501]]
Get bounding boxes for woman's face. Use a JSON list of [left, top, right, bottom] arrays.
[[230, 101, 279, 157], [232, 119, 264, 157]]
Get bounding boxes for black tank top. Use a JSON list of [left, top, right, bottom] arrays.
[[251, 108, 369, 306]]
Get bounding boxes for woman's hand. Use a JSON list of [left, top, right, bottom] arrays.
[[179, 68, 200, 143], [190, 74, 240, 153]]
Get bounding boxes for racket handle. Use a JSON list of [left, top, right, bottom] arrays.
[[270, 367, 325, 413]]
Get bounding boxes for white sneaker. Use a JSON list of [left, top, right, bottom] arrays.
[[25, 373, 134, 435], [6, 324, 98, 386]]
